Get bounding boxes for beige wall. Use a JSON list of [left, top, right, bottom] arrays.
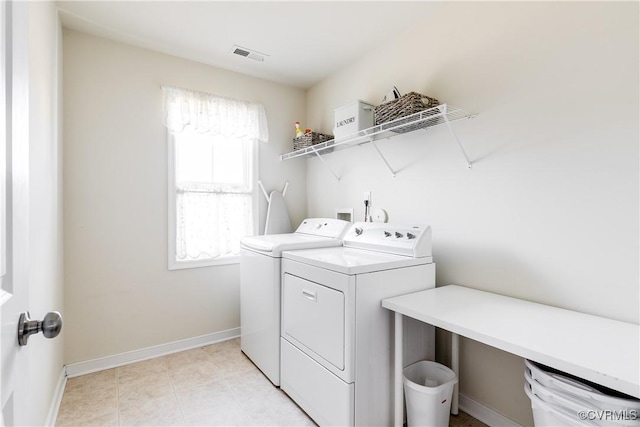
[[62, 2, 638, 423], [63, 30, 306, 364], [305, 2, 638, 425], [27, 2, 65, 425]]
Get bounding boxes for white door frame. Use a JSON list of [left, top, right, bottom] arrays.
[[1, 1, 32, 425]]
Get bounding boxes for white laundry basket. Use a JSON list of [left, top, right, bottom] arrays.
[[525, 360, 640, 427], [403, 361, 458, 427], [524, 380, 600, 426]]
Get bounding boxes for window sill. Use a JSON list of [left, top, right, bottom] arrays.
[[168, 255, 240, 271]]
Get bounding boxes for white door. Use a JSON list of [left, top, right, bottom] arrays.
[[1, 2, 32, 425]]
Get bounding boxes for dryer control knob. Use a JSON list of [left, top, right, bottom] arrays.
[[395, 232, 403, 238], [355, 227, 363, 236]]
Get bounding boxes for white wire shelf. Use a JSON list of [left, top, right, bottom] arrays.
[[280, 104, 473, 161]]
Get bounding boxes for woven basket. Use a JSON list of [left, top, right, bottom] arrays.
[[374, 92, 440, 133], [293, 132, 334, 151]]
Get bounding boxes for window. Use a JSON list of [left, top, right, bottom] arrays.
[[172, 131, 254, 265], [163, 87, 268, 269]]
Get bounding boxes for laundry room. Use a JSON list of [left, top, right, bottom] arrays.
[[3, 1, 638, 426]]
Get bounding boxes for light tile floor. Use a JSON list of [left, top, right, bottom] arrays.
[[56, 338, 487, 427]]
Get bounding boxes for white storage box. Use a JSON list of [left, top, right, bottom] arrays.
[[333, 100, 374, 140]]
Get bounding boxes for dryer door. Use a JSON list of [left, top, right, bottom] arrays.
[[282, 274, 345, 370]]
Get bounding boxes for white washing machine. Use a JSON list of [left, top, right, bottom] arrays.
[[280, 222, 436, 426], [240, 218, 350, 386]]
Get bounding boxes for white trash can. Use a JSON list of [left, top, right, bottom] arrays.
[[404, 361, 458, 427]]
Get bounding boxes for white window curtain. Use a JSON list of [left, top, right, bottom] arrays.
[[163, 86, 268, 264], [176, 189, 252, 260], [162, 86, 269, 142]]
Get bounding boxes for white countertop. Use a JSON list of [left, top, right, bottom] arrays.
[[382, 284, 640, 398]]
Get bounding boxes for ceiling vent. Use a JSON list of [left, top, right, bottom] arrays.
[[230, 45, 267, 62]]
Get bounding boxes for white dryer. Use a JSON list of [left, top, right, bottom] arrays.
[[240, 218, 350, 386], [280, 222, 436, 426]]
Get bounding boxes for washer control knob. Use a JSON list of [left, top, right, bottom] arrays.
[[315, 223, 322, 229], [407, 233, 416, 239], [355, 227, 363, 236], [395, 232, 403, 238], [384, 231, 392, 237]]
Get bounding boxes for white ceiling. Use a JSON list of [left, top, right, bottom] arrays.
[[57, 1, 436, 89]]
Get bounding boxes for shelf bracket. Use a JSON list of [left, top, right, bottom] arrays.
[[369, 139, 396, 177], [440, 105, 472, 169], [311, 147, 341, 181]]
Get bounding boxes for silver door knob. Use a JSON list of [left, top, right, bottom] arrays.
[[17, 311, 63, 346]]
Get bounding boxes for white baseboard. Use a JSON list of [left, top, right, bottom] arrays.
[[62, 333, 521, 427], [459, 393, 522, 427], [65, 327, 240, 378], [45, 367, 67, 427]]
